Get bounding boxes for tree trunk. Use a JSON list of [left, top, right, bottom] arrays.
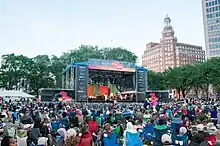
[[203, 84, 209, 100], [35, 89, 39, 98], [194, 87, 198, 98], [182, 89, 186, 98], [183, 88, 190, 98], [177, 88, 181, 99], [205, 88, 209, 100]]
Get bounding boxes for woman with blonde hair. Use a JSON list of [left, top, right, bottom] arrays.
[[66, 128, 77, 146]]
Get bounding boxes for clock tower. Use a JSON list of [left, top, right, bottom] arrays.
[[160, 14, 177, 71], [162, 14, 175, 39]]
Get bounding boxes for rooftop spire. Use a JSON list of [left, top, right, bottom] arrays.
[[164, 14, 171, 27]]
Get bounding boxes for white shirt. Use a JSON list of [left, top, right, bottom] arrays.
[[38, 137, 48, 145]]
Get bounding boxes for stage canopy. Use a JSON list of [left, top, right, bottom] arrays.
[[0, 90, 35, 98], [62, 59, 147, 73]]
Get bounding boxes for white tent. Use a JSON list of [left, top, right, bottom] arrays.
[[0, 90, 35, 98]]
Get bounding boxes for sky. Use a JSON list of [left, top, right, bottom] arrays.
[[0, 0, 204, 64]]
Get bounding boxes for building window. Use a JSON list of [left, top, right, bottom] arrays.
[[210, 50, 220, 55], [206, 8, 209, 13]]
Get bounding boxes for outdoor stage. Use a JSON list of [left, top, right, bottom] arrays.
[[62, 59, 147, 102]]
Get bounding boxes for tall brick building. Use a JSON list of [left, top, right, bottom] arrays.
[[142, 15, 205, 72]]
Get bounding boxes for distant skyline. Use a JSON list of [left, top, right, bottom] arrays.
[[0, 0, 204, 63]]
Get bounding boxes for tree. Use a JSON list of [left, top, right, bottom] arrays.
[[60, 45, 138, 64], [50, 55, 65, 88], [27, 55, 55, 96], [166, 65, 193, 98], [208, 58, 220, 93], [187, 64, 202, 98], [197, 58, 220, 98], [101, 47, 138, 63], [61, 45, 103, 63], [147, 70, 167, 90], [196, 60, 214, 99], [2, 47, 220, 100], [0, 54, 32, 90], [0, 45, 138, 96]]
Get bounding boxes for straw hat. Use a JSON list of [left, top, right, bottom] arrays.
[[161, 134, 172, 144], [179, 127, 187, 135]]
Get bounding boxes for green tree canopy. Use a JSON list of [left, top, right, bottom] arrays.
[[1, 45, 220, 99], [147, 70, 167, 90], [0, 45, 138, 95], [60, 45, 138, 63]]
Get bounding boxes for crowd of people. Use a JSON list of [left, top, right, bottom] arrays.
[[88, 92, 136, 101], [0, 98, 220, 146]]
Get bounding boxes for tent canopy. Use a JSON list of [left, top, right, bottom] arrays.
[[0, 90, 35, 98]]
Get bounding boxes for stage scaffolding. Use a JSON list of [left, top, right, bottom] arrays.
[[62, 59, 147, 102]]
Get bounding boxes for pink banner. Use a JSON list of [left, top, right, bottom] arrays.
[[88, 65, 135, 72]]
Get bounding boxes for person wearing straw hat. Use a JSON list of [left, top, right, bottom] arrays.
[[161, 134, 172, 146]]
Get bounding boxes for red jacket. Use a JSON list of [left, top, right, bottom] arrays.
[[77, 132, 93, 146], [88, 120, 98, 133]]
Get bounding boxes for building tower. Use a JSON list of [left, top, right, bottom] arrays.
[[160, 15, 177, 71], [142, 15, 205, 72], [202, 0, 220, 58]]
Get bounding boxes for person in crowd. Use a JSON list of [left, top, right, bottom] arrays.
[[55, 128, 67, 146], [41, 109, 50, 120], [88, 116, 98, 134], [211, 106, 218, 126], [66, 128, 77, 146], [1, 136, 17, 146], [124, 121, 142, 146], [77, 124, 93, 146], [21, 111, 34, 125], [12, 109, 19, 124], [1, 97, 220, 145], [26, 124, 40, 146], [33, 111, 41, 129], [61, 112, 69, 129], [41, 118, 50, 137], [124, 122, 137, 137], [161, 134, 172, 146]]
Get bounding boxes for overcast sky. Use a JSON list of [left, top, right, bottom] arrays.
[[0, 0, 204, 63]]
